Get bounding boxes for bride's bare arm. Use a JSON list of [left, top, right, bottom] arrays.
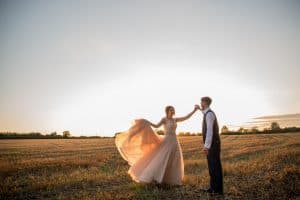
[[149, 118, 165, 128], [175, 105, 199, 122]]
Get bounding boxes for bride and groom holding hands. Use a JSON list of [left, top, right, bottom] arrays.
[[115, 96, 224, 195]]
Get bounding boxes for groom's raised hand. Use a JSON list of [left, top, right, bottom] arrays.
[[194, 104, 200, 110]]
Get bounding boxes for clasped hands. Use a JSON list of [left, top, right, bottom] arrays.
[[194, 104, 201, 111]]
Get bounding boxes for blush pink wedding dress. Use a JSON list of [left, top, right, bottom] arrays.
[[115, 118, 184, 185]]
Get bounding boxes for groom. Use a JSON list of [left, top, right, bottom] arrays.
[[199, 96, 223, 195]]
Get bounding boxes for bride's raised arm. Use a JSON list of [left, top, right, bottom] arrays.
[[149, 118, 165, 128], [175, 105, 199, 122]]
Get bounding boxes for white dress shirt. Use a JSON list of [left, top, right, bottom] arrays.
[[202, 107, 215, 149]]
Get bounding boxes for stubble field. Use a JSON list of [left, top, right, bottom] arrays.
[[0, 133, 299, 200]]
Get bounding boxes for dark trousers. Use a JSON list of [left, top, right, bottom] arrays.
[[207, 148, 223, 193]]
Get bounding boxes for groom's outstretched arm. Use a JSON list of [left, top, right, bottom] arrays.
[[204, 112, 215, 150]]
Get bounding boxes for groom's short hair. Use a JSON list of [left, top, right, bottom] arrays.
[[201, 96, 212, 106]]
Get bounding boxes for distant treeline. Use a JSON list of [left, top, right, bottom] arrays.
[[221, 127, 300, 135], [157, 121, 300, 136], [221, 122, 300, 135], [0, 131, 110, 139], [2, 122, 300, 139]]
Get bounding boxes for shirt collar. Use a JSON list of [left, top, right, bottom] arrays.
[[202, 107, 210, 114]]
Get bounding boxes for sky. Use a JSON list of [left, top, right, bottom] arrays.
[[0, 0, 300, 136]]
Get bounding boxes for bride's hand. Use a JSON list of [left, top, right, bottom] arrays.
[[194, 104, 200, 110]]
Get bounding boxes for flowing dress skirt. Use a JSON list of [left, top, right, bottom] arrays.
[[115, 119, 184, 185]]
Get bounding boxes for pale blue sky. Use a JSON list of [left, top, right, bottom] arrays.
[[1, 1, 299, 136]]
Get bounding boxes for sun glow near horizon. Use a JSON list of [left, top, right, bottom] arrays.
[[46, 66, 274, 136]]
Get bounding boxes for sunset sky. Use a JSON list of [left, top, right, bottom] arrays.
[[1, 1, 299, 136]]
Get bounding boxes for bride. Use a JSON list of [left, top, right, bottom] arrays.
[[115, 105, 199, 185]]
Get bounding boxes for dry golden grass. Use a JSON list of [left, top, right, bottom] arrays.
[[0, 133, 299, 200]]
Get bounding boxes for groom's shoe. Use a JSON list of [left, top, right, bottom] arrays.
[[201, 188, 224, 195], [201, 188, 213, 193], [212, 190, 224, 195]]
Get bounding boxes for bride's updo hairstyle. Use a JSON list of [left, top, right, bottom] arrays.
[[165, 105, 175, 117]]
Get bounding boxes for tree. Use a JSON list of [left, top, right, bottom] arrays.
[[50, 132, 57, 136], [271, 122, 280, 131], [251, 127, 259, 133], [63, 131, 71, 138], [185, 132, 191, 136], [237, 127, 249, 134], [221, 125, 229, 134], [238, 127, 244, 133]]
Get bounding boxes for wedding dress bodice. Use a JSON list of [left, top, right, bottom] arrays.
[[163, 117, 177, 136]]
